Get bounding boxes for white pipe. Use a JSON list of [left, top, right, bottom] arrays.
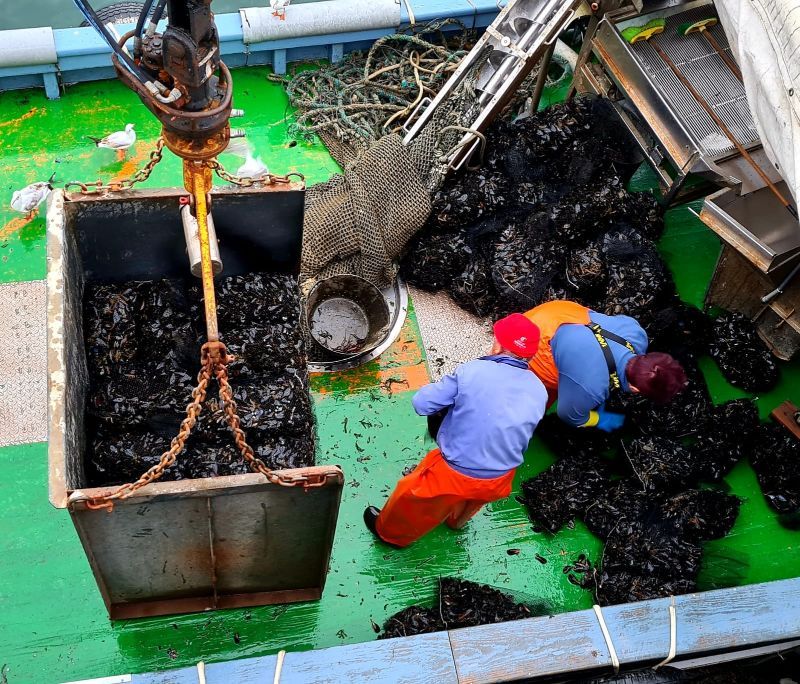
[[181, 206, 223, 278], [240, 0, 400, 44], [0, 27, 57, 68]]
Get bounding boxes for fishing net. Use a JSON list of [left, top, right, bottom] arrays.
[[284, 21, 472, 166], [83, 273, 316, 487], [295, 24, 500, 290]]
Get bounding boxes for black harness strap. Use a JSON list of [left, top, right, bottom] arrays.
[[586, 323, 636, 391]]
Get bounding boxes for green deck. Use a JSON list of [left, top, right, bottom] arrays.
[[0, 68, 798, 684]]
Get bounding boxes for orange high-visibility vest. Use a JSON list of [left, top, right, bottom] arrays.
[[523, 300, 591, 392]]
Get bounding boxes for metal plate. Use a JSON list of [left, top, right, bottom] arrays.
[[68, 469, 344, 619], [700, 183, 800, 273]]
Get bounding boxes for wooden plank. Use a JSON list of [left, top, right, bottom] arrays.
[[771, 401, 800, 439], [136, 632, 458, 684], [449, 579, 800, 683]]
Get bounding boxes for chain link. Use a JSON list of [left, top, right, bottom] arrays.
[[208, 159, 305, 188], [65, 138, 166, 195], [86, 342, 324, 512]]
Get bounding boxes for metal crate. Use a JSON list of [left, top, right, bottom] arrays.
[[46, 186, 344, 619]]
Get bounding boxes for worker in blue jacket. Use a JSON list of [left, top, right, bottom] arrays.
[[524, 300, 687, 431], [364, 313, 548, 548]]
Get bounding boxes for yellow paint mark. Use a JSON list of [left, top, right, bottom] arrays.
[[0, 107, 41, 131], [0, 214, 36, 242]]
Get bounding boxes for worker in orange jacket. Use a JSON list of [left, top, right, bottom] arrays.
[[364, 314, 548, 548], [523, 300, 687, 431]]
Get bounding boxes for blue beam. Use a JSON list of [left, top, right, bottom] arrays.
[[75, 577, 800, 684], [1, 1, 503, 98]]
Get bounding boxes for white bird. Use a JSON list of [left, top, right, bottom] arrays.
[[237, 151, 269, 179], [270, 0, 290, 20], [11, 173, 56, 216], [87, 123, 136, 151]]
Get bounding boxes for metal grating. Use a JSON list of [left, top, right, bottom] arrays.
[[0, 280, 48, 447], [630, 5, 758, 158], [409, 287, 494, 381]]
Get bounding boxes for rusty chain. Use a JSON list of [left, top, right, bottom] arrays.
[[65, 138, 166, 194], [208, 159, 305, 188], [87, 342, 324, 512]]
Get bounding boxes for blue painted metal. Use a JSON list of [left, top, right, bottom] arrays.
[[0, 0, 503, 97], [80, 577, 800, 683]]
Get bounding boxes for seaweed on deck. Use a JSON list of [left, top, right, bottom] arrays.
[[379, 578, 539, 639], [518, 451, 611, 533], [399, 96, 667, 319], [750, 423, 800, 515], [708, 312, 780, 392], [84, 273, 315, 487]]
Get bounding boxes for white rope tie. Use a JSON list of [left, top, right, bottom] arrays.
[[196, 661, 206, 684], [399, 0, 416, 26], [593, 604, 620, 674], [654, 597, 678, 669], [273, 650, 287, 684]]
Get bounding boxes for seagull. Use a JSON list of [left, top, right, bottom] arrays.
[[10, 173, 56, 217], [87, 123, 136, 153], [270, 0, 289, 20], [237, 151, 269, 180]]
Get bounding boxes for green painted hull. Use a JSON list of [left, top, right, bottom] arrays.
[[0, 68, 798, 684]]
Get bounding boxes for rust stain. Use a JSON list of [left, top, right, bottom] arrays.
[[312, 316, 431, 397], [0, 107, 41, 131], [0, 214, 36, 242], [110, 145, 151, 184]]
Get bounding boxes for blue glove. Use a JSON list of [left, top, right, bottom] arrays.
[[595, 410, 625, 432]]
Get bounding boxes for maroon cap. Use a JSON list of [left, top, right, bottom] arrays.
[[493, 314, 541, 359], [627, 352, 688, 404]]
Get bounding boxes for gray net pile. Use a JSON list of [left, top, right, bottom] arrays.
[[293, 24, 503, 291], [285, 19, 470, 167]]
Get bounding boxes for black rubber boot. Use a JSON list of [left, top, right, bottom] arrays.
[[363, 506, 401, 548]]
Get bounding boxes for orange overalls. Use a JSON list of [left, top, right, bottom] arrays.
[[523, 300, 591, 405], [376, 448, 516, 548]]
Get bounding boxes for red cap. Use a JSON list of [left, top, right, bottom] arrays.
[[493, 313, 541, 358]]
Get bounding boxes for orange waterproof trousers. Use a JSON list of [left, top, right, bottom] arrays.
[[523, 300, 591, 401], [376, 448, 516, 548]]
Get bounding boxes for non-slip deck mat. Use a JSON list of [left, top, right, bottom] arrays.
[[409, 285, 493, 381], [0, 280, 47, 446]]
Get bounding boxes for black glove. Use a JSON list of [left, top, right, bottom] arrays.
[[427, 409, 448, 440]]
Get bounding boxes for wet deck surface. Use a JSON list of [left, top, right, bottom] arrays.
[[0, 68, 798, 683]]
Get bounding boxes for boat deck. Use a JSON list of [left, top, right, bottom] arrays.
[[0, 67, 798, 684]]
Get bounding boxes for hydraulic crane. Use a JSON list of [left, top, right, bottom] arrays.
[[73, 0, 233, 362]]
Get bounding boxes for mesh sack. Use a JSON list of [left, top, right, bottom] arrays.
[[301, 134, 433, 288]]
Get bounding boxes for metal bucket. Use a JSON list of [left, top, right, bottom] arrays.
[[305, 275, 391, 356]]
